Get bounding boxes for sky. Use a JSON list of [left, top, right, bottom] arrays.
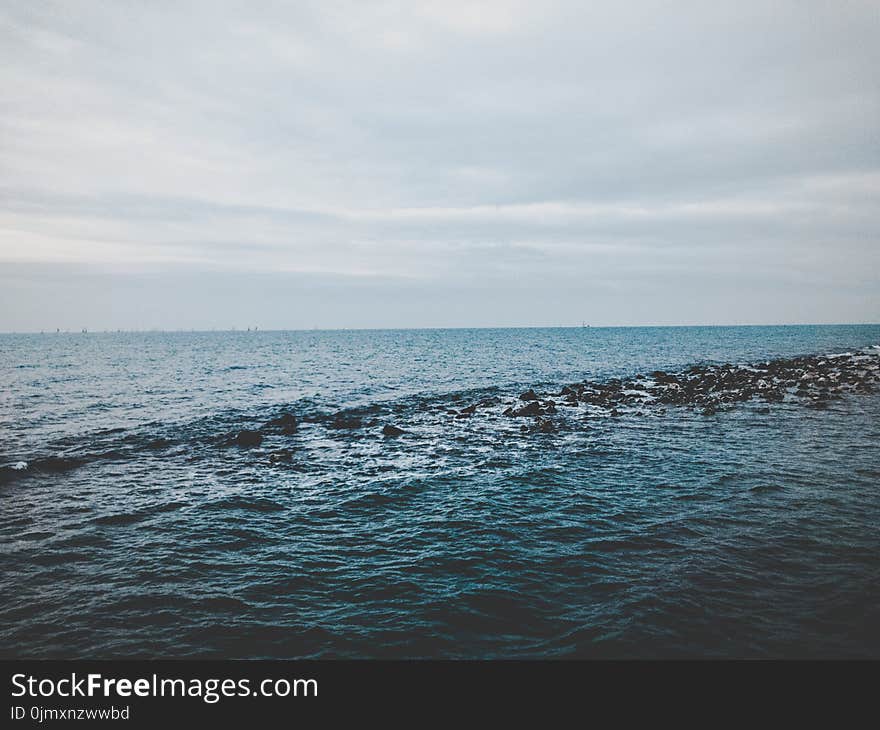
[[1, 0, 878, 330]]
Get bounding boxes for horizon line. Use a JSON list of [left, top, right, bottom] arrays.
[[2, 321, 880, 335]]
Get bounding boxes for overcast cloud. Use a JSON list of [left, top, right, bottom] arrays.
[[1, 0, 878, 330]]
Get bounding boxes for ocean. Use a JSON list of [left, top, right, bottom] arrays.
[[1, 324, 879, 658]]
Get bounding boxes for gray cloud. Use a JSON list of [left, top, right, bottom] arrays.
[[1, 0, 878, 329]]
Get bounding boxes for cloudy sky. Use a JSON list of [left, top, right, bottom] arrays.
[[1, 0, 878, 330]]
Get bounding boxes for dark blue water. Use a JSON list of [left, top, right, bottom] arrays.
[[1, 325, 879, 658]]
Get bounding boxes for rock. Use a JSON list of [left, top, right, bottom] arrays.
[[459, 404, 477, 415], [507, 401, 543, 417], [702, 405, 716, 416], [265, 412, 298, 434], [235, 430, 263, 447], [536, 418, 556, 434], [519, 389, 539, 401], [382, 424, 405, 436]]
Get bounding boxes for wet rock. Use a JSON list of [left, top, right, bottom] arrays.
[[265, 412, 298, 434], [382, 424, 405, 436], [31, 455, 87, 473], [519, 389, 539, 401], [235, 430, 263, 447], [702, 404, 716, 416], [506, 401, 543, 417], [651, 370, 677, 384], [459, 404, 477, 416]]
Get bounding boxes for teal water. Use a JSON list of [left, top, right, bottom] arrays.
[[1, 324, 879, 657]]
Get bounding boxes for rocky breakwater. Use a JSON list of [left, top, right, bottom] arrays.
[[487, 347, 880, 431]]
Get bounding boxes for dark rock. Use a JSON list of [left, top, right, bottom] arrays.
[[31, 456, 86, 473], [235, 430, 263, 447], [702, 405, 716, 416], [459, 404, 477, 415], [382, 424, 405, 436], [519, 389, 539, 401], [536, 418, 556, 434], [507, 401, 543, 417], [265, 412, 298, 434]]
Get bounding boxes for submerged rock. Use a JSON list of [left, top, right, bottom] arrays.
[[235, 430, 263, 447], [329, 416, 362, 430], [268, 449, 294, 463], [382, 424, 406, 437]]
